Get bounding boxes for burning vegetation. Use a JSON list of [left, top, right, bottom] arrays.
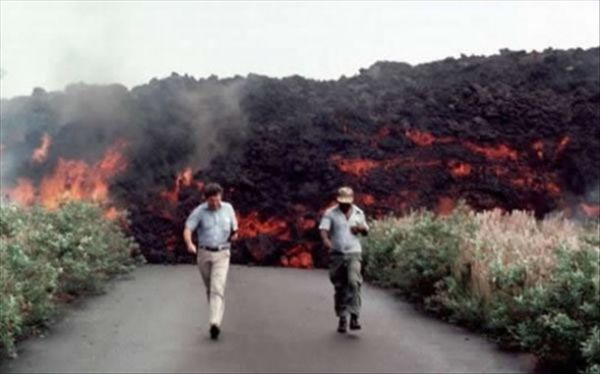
[[1, 47, 599, 267]]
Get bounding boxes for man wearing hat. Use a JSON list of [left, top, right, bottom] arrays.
[[319, 186, 369, 333]]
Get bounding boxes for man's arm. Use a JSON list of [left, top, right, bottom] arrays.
[[183, 227, 197, 254], [320, 229, 333, 250], [351, 225, 369, 236], [351, 210, 369, 236], [183, 206, 201, 254], [318, 212, 334, 250], [229, 205, 239, 241]]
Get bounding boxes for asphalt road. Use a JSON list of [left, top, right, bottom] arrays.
[[2, 265, 535, 373]]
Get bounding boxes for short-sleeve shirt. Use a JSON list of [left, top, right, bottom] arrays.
[[185, 202, 238, 248], [318, 204, 369, 254]]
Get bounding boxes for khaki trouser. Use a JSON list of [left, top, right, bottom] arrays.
[[197, 249, 231, 327], [329, 252, 362, 318]]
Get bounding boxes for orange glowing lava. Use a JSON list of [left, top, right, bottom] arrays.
[[465, 142, 518, 161], [450, 161, 472, 177], [406, 129, 436, 146], [332, 155, 441, 177], [161, 167, 198, 203], [281, 243, 314, 268], [331, 155, 380, 177], [296, 217, 317, 231], [238, 211, 291, 240], [359, 194, 376, 206], [32, 133, 51, 163], [405, 130, 454, 147]]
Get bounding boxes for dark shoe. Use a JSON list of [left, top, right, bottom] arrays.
[[210, 324, 220, 340], [337, 317, 348, 334], [350, 314, 362, 330]]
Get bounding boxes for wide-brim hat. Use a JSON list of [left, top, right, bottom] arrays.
[[336, 186, 354, 204]]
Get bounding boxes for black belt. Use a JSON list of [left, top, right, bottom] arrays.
[[200, 245, 230, 252]]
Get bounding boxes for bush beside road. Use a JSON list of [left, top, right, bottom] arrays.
[[0, 202, 139, 358], [362, 204, 599, 373]]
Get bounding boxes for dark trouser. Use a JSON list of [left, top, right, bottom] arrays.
[[329, 252, 362, 318]]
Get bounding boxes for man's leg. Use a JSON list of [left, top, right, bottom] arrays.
[[347, 254, 363, 330], [209, 250, 231, 330], [329, 254, 349, 333], [197, 250, 212, 301], [329, 254, 348, 317]]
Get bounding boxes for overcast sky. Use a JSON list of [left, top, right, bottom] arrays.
[[1, 1, 598, 98]]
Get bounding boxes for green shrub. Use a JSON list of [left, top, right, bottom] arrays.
[[507, 244, 600, 367], [582, 327, 600, 374], [0, 202, 139, 358], [362, 206, 599, 373], [364, 205, 474, 301]]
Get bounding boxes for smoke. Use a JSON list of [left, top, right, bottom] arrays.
[[171, 77, 247, 170]]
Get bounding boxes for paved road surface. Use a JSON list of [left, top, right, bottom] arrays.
[[2, 265, 535, 373]]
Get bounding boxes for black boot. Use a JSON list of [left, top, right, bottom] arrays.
[[210, 324, 220, 340], [337, 316, 348, 333], [350, 314, 362, 330]]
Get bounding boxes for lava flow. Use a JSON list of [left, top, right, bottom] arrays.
[[1, 47, 598, 267]]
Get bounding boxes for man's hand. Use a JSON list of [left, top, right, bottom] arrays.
[[187, 243, 197, 254], [351, 224, 368, 236], [323, 238, 333, 250], [183, 228, 197, 254], [230, 232, 239, 242]]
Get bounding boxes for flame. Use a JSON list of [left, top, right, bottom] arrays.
[[32, 133, 51, 163], [38, 141, 127, 209], [5, 141, 127, 219], [161, 167, 197, 203], [465, 142, 518, 161], [5, 178, 36, 205], [238, 211, 291, 240]]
